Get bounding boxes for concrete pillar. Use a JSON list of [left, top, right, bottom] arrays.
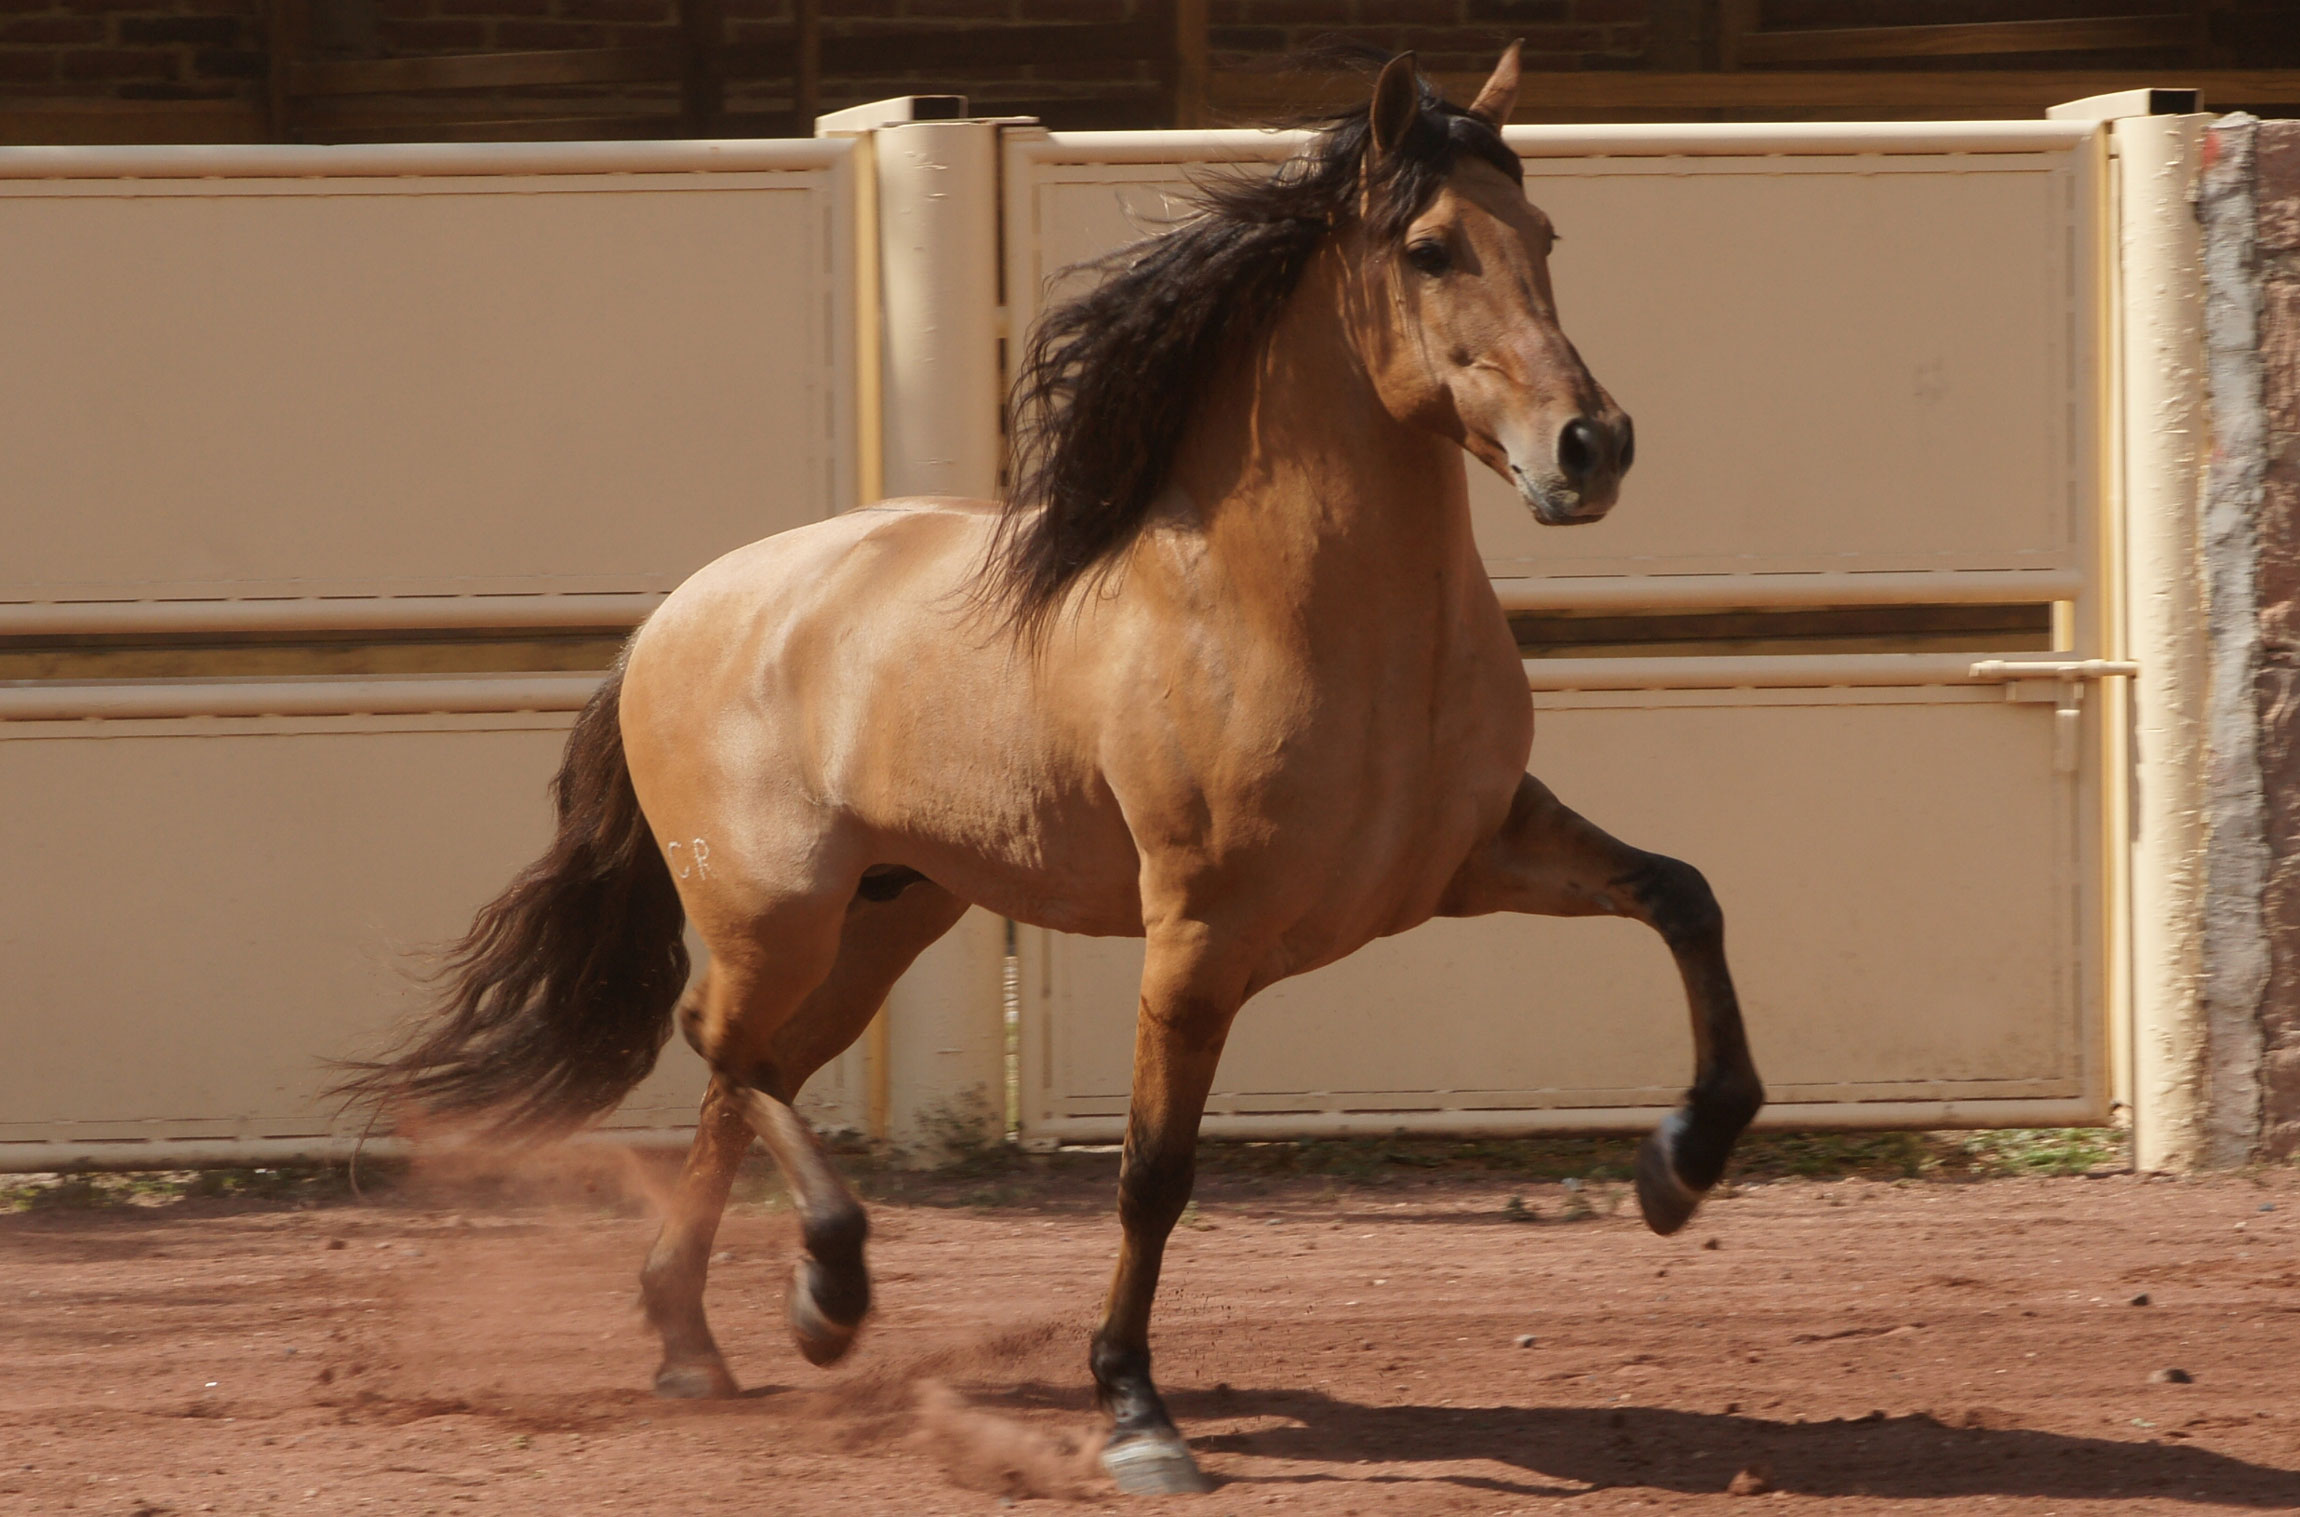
[[2117, 111, 2213, 1172], [817, 104, 1011, 1156]]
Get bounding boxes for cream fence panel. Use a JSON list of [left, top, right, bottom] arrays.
[[1003, 122, 2115, 1140], [0, 140, 864, 1167], [0, 142, 856, 608], [0, 119, 2131, 1164]]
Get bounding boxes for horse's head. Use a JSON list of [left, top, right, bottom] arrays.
[[1349, 47, 1632, 526]]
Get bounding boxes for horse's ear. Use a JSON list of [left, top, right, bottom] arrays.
[[1467, 41, 1521, 128], [1368, 52, 1420, 160]]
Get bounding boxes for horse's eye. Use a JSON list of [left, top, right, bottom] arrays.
[[1405, 240, 1451, 276]]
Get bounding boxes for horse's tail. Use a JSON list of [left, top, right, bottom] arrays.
[[332, 654, 690, 1141]]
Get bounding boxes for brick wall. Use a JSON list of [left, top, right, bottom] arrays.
[[4, 3, 2299, 140], [0, 0, 268, 104], [1206, 0, 1642, 76]]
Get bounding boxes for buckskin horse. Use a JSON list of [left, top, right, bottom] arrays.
[[341, 46, 1765, 1496]]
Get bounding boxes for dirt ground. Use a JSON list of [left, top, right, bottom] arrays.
[[5, 1144, 2300, 1517]]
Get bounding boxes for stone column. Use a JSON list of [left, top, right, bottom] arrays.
[[2250, 120, 2300, 1157]]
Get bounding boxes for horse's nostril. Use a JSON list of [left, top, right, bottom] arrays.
[[1557, 418, 1601, 482]]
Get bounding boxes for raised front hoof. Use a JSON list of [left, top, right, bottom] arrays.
[[1634, 1121, 1704, 1237], [1102, 1430, 1214, 1495], [787, 1260, 867, 1368], [653, 1357, 738, 1400]]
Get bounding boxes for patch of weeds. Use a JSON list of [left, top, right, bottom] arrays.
[[1554, 1177, 1624, 1221], [1502, 1194, 1536, 1223], [1177, 1200, 1211, 1230], [1175, 1126, 2125, 1193], [26, 1175, 104, 1210], [907, 1086, 1005, 1173], [1951, 1127, 2125, 1178], [1192, 1134, 1644, 1186], [0, 1163, 370, 1213], [1729, 1132, 1942, 1181]]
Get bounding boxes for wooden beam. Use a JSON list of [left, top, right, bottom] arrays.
[[1717, 0, 1758, 70], [1644, 0, 1709, 72], [289, 92, 679, 129], [1211, 68, 2300, 121], [293, 45, 683, 97], [794, 0, 821, 129], [266, 0, 301, 140], [1736, 15, 2200, 66], [322, 115, 689, 143], [1172, 0, 1208, 129], [678, 0, 724, 137], [0, 99, 267, 145], [812, 21, 1162, 76]]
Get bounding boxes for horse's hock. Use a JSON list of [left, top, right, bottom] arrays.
[[0, 97, 2293, 1169]]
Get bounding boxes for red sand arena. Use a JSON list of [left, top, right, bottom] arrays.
[[5, 1140, 2298, 1516]]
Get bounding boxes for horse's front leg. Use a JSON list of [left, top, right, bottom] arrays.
[[1091, 923, 1246, 1496], [1441, 773, 1765, 1234]]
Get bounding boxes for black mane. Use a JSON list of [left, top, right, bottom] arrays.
[[984, 63, 1522, 641]]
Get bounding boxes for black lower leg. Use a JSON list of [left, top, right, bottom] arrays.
[[1091, 1129, 1195, 1439], [1616, 852, 1764, 1222], [796, 1193, 871, 1330], [1090, 1337, 1172, 1437], [735, 1086, 873, 1366]]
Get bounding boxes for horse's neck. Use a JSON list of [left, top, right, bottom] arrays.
[[1165, 258, 1481, 622]]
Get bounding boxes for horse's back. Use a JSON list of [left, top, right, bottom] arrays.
[[619, 498, 1141, 928]]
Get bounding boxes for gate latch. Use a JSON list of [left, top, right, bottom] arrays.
[[1968, 659, 2140, 774]]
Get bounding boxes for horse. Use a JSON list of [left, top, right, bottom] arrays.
[[339, 46, 1764, 1496]]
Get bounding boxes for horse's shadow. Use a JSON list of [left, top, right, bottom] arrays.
[[986, 1383, 2300, 1505]]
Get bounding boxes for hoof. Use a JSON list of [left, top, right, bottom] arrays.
[[788, 1259, 865, 1367], [653, 1358, 738, 1399], [1102, 1430, 1213, 1495], [1634, 1114, 1703, 1237]]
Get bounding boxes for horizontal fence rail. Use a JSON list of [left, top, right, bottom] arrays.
[[0, 595, 664, 639], [1013, 120, 2099, 169], [0, 675, 605, 722], [1492, 569, 2083, 613], [1519, 653, 2138, 691], [0, 138, 849, 180]]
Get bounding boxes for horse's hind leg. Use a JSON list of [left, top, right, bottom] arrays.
[[641, 1071, 753, 1398], [1440, 773, 1766, 1235], [640, 880, 970, 1394]]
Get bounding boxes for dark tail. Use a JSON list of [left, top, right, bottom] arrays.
[[333, 653, 690, 1140]]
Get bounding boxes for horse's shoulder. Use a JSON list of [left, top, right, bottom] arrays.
[[852, 494, 1004, 518]]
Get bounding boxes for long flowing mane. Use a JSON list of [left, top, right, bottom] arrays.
[[985, 65, 1523, 641]]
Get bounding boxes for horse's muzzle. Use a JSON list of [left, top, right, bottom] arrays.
[[1513, 464, 1615, 526]]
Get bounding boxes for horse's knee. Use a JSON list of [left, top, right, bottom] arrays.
[[1626, 853, 1722, 947]]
